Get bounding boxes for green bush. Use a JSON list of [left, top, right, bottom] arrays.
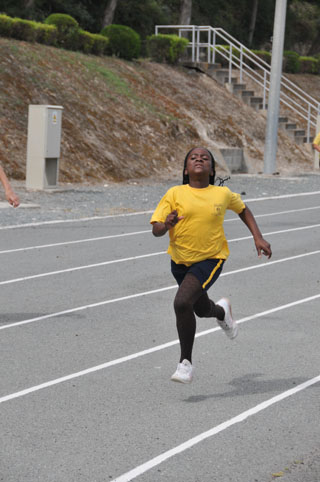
[[78, 29, 95, 54], [91, 34, 109, 56], [44, 13, 79, 50], [299, 56, 320, 74], [44, 13, 78, 31], [283, 50, 301, 73], [0, 14, 14, 37], [251, 50, 271, 65], [77, 31, 108, 56], [146, 34, 188, 64], [35, 23, 57, 46], [11, 18, 38, 42], [101, 24, 141, 60]]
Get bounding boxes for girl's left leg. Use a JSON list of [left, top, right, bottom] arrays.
[[193, 292, 224, 319]]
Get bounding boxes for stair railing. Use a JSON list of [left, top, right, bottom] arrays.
[[155, 25, 320, 141]]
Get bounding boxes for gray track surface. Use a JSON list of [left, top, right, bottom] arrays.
[[0, 174, 320, 482]]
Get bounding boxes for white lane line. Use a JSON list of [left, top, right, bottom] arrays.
[[1, 249, 319, 331], [0, 251, 166, 287], [236, 204, 320, 220], [244, 190, 320, 202], [1, 223, 320, 287], [229, 222, 320, 243], [0, 190, 320, 231], [1, 293, 319, 404], [0, 210, 154, 230], [110, 374, 320, 482], [0, 230, 151, 255], [1, 205, 320, 255]]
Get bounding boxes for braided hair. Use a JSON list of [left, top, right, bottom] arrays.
[[182, 147, 216, 185]]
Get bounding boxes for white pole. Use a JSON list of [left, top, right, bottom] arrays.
[[263, 0, 287, 174]]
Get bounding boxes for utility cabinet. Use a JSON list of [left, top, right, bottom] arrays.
[[26, 105, 63, 189]]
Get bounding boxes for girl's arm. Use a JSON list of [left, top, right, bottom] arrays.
[[152, 210, 183, 237], [238, 205, 272, 258]]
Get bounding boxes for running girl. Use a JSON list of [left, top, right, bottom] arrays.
[[150, 147, 272, 383]]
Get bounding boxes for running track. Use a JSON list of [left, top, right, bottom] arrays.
[[0, 190, 320, 482]]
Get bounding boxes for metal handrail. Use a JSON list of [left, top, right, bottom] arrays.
[[155, 25, 320, 140]]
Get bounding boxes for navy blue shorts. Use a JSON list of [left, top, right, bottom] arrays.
[[171, 259, 224, 291]]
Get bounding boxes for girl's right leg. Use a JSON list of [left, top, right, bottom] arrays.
[[171, 273, 227, 383], [173, 273, 201, 363], [173, 273, 223, 363]]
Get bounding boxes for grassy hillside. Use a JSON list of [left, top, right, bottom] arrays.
[[0, 37, 318, 183]]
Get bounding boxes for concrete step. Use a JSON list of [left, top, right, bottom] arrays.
[[250, 96, 263, 110], [232, 83, 247, 95], [286, 123, 297, 130], [294, 133, 307, 145], [197, 62, 311, 145], [206, 62, 222, 70], [208, 68, 231, 85], [285, 128, 301, 140], [278, 118, 289, 130], [294, 129, 305, 136], [241, 90, 254, 103]]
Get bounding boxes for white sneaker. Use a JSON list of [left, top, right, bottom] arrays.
[[171, 359, 193, 383], [216, 298, 238, 339]]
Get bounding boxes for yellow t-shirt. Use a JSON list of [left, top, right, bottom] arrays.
[[313, 132, 320, 146], [150, 184, 245, 265]]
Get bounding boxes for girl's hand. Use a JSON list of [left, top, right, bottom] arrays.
[[164, 210, 184, 230], [255, 237, 272, 258]]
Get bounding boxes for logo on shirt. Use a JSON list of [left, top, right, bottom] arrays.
[[214, 203, 223, 215]]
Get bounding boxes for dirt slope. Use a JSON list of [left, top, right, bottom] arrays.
[[0, 37, 319, 183]]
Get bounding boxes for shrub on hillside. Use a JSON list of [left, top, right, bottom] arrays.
[[11, 18, 38, 42], [35, 23, 58, 46], [101, 24, 140, 60], [0, 14, 14, 37], [213, 46, 271, 69], [251, 50, 271, 65], [44, 13, 79, 50], [78, 30, 108, 56], [78, 29, 95, 54], [299, 56, 320, 74], [146, 34, 188, 64], [90, 34, 109, 56], [0, 14, 57, 45], [283, 51, 301, 73]]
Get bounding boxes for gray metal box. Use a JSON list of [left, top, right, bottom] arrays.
[[26, 105, 63, 189]]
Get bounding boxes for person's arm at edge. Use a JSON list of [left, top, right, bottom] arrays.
[[0, 166, 20, 207], [312, 142, 320, 153], [238, 205, 272, 258]]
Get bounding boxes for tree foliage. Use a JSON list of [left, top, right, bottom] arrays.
[[0, 0, 319, 54]]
